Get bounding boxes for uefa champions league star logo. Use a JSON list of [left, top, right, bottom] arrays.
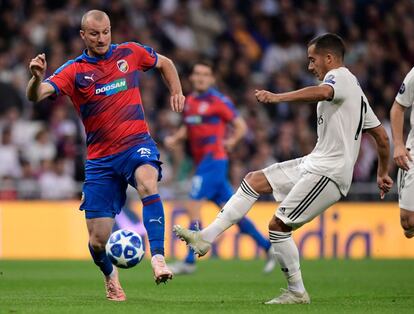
[[117, 59, 129, 73]]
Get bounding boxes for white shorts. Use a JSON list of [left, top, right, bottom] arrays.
[[263, 158, 341, 230], [398, 166, 414, 211]]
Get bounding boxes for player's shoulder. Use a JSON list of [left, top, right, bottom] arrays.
[[323, 67, 350, 84], [54, 58, 80, 74], [119, 41, 156, 54], [403, 67, 414, 83]]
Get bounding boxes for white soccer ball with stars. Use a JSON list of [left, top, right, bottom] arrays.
[[105, 229, 145, 268]]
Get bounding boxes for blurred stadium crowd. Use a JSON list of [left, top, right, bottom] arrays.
[[0, 0, 409, 200]]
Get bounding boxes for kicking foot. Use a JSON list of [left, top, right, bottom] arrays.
[[265, 288, 310, 304], [172, 225, 211, 257], [105, 268, 126, 301], [168, 261, 196, 275], [151, 254, 173, 285]]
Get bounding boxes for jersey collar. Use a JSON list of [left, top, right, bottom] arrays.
[[81, 44, 116, 63]]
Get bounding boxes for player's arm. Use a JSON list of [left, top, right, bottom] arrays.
[[365, 125, 393, 199], [224, 117, 247, 152], [155, 54, 185, 112], [26, 53, 55, 102], [255, 85, 333, 104], [390, 100, 412, 171], [164, 125, 188, 150]]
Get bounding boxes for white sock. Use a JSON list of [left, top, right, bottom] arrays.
[[269, 230, 306, 294], [201, 179, 259, 243]]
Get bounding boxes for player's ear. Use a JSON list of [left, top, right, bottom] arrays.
[[325, 53, 333, 65], [79, 30, 85, 40]]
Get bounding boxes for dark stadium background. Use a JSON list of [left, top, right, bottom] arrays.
[[0, 0, 408, 201]]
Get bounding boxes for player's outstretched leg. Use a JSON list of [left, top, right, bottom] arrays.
[[142, 194, 173, 284], [174, 177, 264, 256], [173, 224, 212, 256], [265, 217, 310, 305], [169, 219, 199, 275]]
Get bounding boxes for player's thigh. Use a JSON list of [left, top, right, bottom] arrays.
[[276, 173, 341, 230], [134, 164, 160, 196], [262, 158, 303, 202], [397, 167, 414, 212], [117, 142, 163, 195]]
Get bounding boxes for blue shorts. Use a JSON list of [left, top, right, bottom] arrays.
[[80, 141, 162, 219], [190, 157, 233, 206]]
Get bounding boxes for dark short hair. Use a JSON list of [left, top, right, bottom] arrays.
[[308, 33, 345, 59], [191, 60, 215, 73]]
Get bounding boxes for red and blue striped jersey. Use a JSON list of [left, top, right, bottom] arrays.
[[184, 88, 239, 165], [45, 42, 157, 159]]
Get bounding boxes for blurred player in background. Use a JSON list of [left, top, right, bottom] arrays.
[[174, 33, 393, 304], [26, 10, 185, 301], [390, 68, 414, 238], [165, 61, 274, 275]]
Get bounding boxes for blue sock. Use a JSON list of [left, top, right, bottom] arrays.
[[142, 194, 165, 256], [237, 217, 271, 251], [88, 243, 113, 276], [184, 220, 201, 264]]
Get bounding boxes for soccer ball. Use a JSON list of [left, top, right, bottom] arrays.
[[105, 229, 145, 268]]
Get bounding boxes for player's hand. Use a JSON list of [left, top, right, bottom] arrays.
[[29, 53, 47, 79], [255, 89, 278, 104], [377, 174, 393, 200], [393, 144, 412, 171], [170, 93, 185, 112]]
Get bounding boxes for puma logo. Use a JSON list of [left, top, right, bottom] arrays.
[[149, 217, 163, 224], [84, 74, 95, 82]]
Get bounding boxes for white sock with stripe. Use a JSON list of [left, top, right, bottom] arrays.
[[269, 230, 306, 294], [201, 179, 259, 243]]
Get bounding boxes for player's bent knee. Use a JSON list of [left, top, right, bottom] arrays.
[[244, 171, 271, 194], [137, 181, 158, 197], [400, 209, 414, 238], [89, 234, 108, 251], [89, 240, 106, 252], [268, 215, 291, 232]]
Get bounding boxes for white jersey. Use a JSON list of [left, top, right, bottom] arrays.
[[302, 67, 381, 196], [395, 67, 414, 150]]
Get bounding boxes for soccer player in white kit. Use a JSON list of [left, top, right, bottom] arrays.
[[174, 33, 393, 304], [390, 68, 414, 238]]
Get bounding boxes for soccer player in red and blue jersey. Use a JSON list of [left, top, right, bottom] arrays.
[[165, 61, 274, 275], [26, 10, 185, 301]]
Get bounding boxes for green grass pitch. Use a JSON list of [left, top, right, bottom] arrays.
[[0, 259, 413, 313]]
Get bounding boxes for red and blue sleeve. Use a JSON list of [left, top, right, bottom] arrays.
[[218, 96, 239, 122], [44, 60, 75, 96], [130, 42, 158, 72]]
